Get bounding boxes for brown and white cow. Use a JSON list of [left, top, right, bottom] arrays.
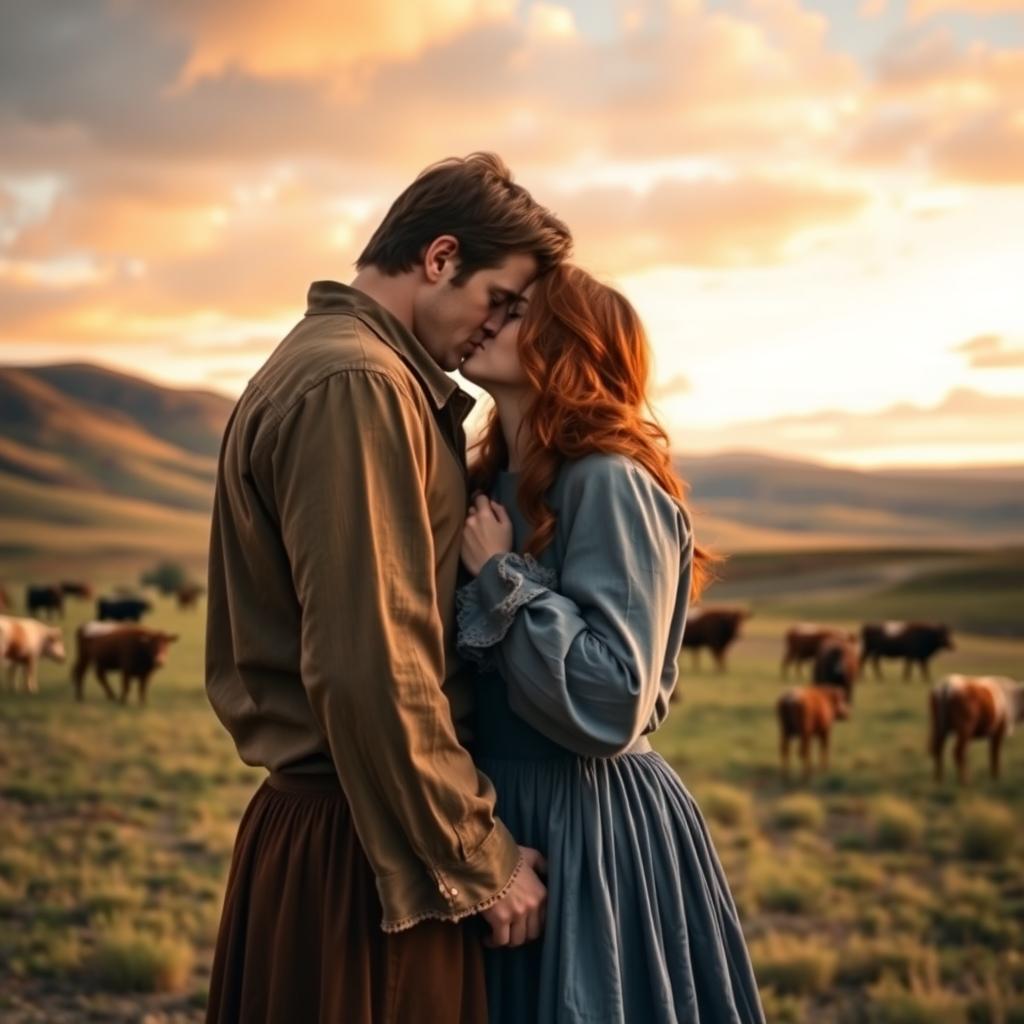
[[813, 635, 861, 704], [72, 622, 179, 705], [0, 615, 67, 693], [930, 674, 1024, 784], [782, 624, 856, 679], [861, 621, 954, 682], [776, 685, 849, 781], [681, 606, 751, 673]]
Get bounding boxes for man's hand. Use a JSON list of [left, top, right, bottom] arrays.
[[461, 494, 513, 577], [479, 846, 547, 948]]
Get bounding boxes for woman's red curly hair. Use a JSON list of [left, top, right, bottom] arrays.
[[468, 263, 717, 602]]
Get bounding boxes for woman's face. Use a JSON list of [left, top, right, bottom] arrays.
[[459, 282, 533, 392]]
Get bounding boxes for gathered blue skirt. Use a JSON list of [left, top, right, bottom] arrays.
[[477, 747, 765, 1024]]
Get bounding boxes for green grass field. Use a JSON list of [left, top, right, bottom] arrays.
[[1, 564, 1022, 1023]]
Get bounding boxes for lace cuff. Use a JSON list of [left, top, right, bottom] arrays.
[[456, 552, 557, 664]]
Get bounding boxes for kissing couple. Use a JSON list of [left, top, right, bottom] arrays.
[[204, 153, 765, 1024]]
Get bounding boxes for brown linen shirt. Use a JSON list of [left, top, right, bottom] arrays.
[[205, 281, 522, 932]]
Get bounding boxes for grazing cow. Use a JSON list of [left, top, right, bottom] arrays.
[[812, 636, 861, 703], [60, 581, 94, 600], [930, 675, 1024, 784], [27, 584, 64, 620], [176, 583, 204, 610], [72, 622, 178, 704], [777, 685, 849, 781], [861, 621, 954, 682], [781, 624, 856, 679], [0, 615, 66, 693], [681, 606, 751, 673], [97, 596, 152, 622], [0, 585, 10, 612]]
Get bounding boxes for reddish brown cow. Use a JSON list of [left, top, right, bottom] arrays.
[[0, 585, 10, 612], [776, 685, 849, 781], [681, 607, 751, 673], [782, 624, 856, 679], [861, 621, 953, 682], [60, 581, 94, 600], [72, 622, 178, 705], [812, 636, 861, 703], [176, 583, 204, 610], [930, 675, 1024, 784]]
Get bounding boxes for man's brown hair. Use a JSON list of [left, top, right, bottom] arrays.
[[356, 153, 572, 284]]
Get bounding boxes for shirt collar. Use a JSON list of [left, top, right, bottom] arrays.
[[304, 280, 470, 414]]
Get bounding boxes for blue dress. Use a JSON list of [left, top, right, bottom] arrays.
[[456, 454, 765, 1024]]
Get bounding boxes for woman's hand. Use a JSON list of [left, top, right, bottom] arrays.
[[461, 493, 514, 576]]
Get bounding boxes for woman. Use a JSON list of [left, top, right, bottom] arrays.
[[457, 264, 765, 1023]]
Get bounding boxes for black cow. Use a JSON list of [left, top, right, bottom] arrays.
[[97, 596, 152, 623], [860, 621, 954, 682], [27, 584, 64, 620]]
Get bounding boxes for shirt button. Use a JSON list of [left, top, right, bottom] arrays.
[[449, 887, 459, 897], [438, 883, 447, 895]]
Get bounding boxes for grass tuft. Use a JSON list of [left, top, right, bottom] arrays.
[[958, 802, 1017, 862], [83, 922, 194, 994]]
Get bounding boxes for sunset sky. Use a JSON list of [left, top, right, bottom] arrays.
[[2, 0, 1023, 468]]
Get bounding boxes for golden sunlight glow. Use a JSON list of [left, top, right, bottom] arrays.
[[2, 0, 1022, 468]]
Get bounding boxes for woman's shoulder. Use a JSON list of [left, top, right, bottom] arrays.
[[554, 453, 691, 537], [556, 451, 642, 490], [556, 451, 668, 497]]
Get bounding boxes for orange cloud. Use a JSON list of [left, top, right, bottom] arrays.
[[909, 0, 1024, 17], [0, 167, 869, 348], [953, 333, 1024, 367], [562, 175, 868, 273], [850, 27, 1024, 183], [0, 0, 1021, 378], [934, 110, 1024, 183], [0, 0, 860, 169], [148, 0, 517, 88]]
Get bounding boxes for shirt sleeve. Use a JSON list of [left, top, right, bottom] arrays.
[[456, 456, 693, 757], [271, 369, 521, 921]]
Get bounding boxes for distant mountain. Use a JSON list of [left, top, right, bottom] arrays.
[[678, 388, 1024, 467], [873, 463, 1024, 482], [0, 363, 1022, 575], [0, 364, 232, 513], [0, 363, 236, 574], [18, 362, 233, 458], [674, 450, 1024, 549]]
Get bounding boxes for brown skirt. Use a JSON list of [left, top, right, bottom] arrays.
[[205, 772, 488, 1024]]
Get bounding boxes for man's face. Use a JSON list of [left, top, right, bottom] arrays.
[[459, 281, 532, 392], [413, 252, 538, 372]]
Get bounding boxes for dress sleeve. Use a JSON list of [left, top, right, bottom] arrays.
[[456, 456, 693, 757]]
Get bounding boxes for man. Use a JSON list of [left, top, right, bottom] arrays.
[[205, 154, 572, 1023]]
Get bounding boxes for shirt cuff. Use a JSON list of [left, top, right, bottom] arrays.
[[378, 818, 524, 933], [455, 552, 557, 664]]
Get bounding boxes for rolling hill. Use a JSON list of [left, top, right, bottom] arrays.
[[0, 361, 1022, 576], [675, 451, 1024, 550], [0, 363, 233, 575]]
